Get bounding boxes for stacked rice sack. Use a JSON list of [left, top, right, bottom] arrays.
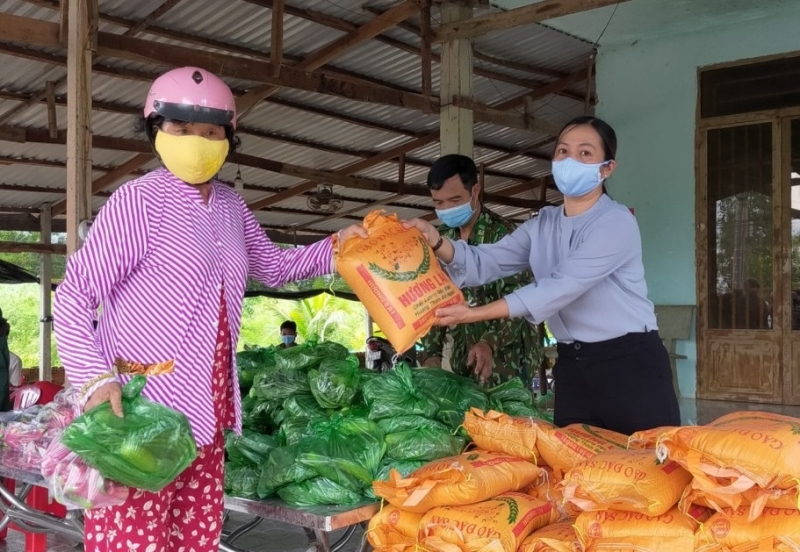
[[649, 412, 800, 551], [369, 408, 577, 552]]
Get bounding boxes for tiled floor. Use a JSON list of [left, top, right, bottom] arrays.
[[2, 398, 799, 551]]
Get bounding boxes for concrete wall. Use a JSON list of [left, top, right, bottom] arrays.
[[593, 9, 800, 397]]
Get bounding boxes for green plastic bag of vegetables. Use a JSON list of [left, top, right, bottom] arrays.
[[412, 368, 488, 409], [297, 415, 385, 492], [61, 376, 197, 492], [236, 347, 277, 394], [309, 357, 361, 409], [277, 477, 362, 508], [362, 363, 438, 421], [283, 395, 327, 420], [385, 428, 465, 462], [377, 415, 450, 435], [412, 368, 488, 429], [241, 396, 282, 434], [257, 445, 317, 498], [225, 430, 277, 467], [279, 416, 319, 446], [224, 463, 261, 498], [365, 459, 426, 499], [274, 341, 349, 372], [487, 378, 534, 406], [252, 367, 310, 401]]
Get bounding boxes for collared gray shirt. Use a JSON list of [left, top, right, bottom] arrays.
[[444, 194, 657, 343]]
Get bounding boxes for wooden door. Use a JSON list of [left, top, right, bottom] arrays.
[[785, 118, 800, 404], [697, 120, 784, 403]]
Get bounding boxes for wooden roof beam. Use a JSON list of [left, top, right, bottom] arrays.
[[6, 125, 547, 210], [123, 0, 183, 36], [435, 0, 634, 42], [51, 153, 153, 216], [236, 0, 420, 120]]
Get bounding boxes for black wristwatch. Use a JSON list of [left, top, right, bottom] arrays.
[[432, 235, 444, 252]]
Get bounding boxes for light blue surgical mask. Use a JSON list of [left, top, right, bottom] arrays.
[[281, 335, 295, 346], [552, 157, 610, 198], [436, 194, 476, 229]]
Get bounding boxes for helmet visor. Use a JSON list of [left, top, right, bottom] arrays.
[[152, 101, 234, 127]]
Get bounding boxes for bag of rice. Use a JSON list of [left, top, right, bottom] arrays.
[[463, 408, 552, 463], [517, 521, 580, 552], [695, 506, 800, 552], [535, 424, 628, 477]]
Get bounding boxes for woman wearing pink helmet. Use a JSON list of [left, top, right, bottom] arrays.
[[54, 66, 367, 552]]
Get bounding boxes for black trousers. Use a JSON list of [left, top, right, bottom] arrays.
[[553, 330, 681, 435]]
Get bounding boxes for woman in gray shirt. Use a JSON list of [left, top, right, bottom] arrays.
[[407, 116, 680, 435]]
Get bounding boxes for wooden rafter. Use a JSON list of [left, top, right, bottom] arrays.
[[236, 0, 420, 120], [51, 153, 153, 216], [435, 0, 633, 42], [5, 125, 548, 211], [0, 87, 551, 174], [362, 5, 586, 102], [123, 0, 183, 36], [270, 0, 284, 77], [45, 80, 57, 138]]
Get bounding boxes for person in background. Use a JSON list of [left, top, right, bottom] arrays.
[[53, 66, 366, 552], [405, 116, 680, 435], [0, 310, 11, 410], [279, 320, 298, 348], [419, 154, 541, 386]]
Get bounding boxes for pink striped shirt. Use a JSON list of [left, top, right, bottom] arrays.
[[54, 168, 334, 446]]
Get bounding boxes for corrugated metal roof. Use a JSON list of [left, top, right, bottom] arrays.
[[0, 0, 595, 235]]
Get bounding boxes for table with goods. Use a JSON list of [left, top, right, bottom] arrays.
[[0, 339, 553, 552]]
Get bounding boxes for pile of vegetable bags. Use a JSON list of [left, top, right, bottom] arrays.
[[227, 340, 552, 508]]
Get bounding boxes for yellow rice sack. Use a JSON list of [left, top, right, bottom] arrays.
[[525, 467, 582, 520], [367, 506, 422, 549], [695, 507, 800, 552], [420, 492, 559, 551], [418, 535, 504, 552], [373, 451, 541, 514], [656, 411, 800, 519], [335, 211, 463, 353], [463, 408, 553, 463], [562, 448, 692, 516], [627, 425, 679, 449], [517, 522, 580, 552], [680, 484, 799, 520], [535, 424, 628, 477], [575, 505, 711, 552]]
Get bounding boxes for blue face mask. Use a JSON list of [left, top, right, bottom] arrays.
[[436, 194, 476, 229], [551, 157, 609, 198], [281, 335, 295, 345]]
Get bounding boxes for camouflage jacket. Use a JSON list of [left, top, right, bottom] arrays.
[[421, 207, 543, 386]]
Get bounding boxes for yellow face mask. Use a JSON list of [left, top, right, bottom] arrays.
[[154, 131, 229, 185]]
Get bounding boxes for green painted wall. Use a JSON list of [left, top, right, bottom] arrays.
[[592, 9, 800, 397]]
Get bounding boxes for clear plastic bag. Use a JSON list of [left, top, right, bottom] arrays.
[[61, 376, 197, 492], [41, 433, 129, 510]]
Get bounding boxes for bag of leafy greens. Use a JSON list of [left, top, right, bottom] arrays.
[[487, 378, 534, 406], [274, 341, 349, 372], [257, 445, 317, 498], [236, 347, 277, 394], [385, 428, 465, 462], [252, 368, 310, 401], [377, 415, 450, 435], [283, 395, 327, 420], [296, 415, 385, 493], [309, 357, 361, 409], [224, 463, 260, 498], [225, 430, 277, 467], [277, 477, 362, 508], [412, 368, 488, 429], [61, 376, 196, 492], [362, 363, 438, 421]]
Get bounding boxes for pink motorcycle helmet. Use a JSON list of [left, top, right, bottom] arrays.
[[144, 67, 236, 129]]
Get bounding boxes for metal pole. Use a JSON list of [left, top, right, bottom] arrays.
[[39, 204, 53, 382]]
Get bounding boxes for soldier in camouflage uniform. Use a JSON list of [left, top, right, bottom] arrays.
[[419, 155, 543, 386]]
